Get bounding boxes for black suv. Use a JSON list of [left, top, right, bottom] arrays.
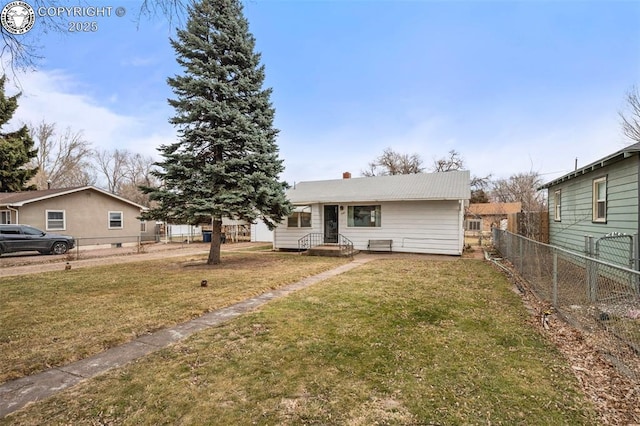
[[0, 224, 75, 255]]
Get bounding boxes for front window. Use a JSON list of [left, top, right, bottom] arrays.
[[287, 206, 311, 228], [592, 177, 607, 223], [348, 205, 381, 227], [140, 220, 147, 232], [46, 210, 65, 230], [0, 210, 10, 224], [554, 190, 561, 221], [109, 211, 123, 229]]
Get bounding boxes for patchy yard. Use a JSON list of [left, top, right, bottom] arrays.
[[0, 250, 349, 384], [1, 257, 602, 425]]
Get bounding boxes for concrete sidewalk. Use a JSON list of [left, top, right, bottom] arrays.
[[0, 255, 377, 419]]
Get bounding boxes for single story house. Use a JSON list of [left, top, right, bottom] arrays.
[[539, 142, 640, 264], [0, 186, 151, 246], [274, 170, 470, 255], [465, 202, 522, 235]]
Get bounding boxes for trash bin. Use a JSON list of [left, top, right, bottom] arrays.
[[202, 231, 212, 242]]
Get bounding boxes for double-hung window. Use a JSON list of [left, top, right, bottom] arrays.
[[109, 211, 123, 229], [46, 210, 65, 230], [554, 190, 561, 221], [592, 177, 607, 223]]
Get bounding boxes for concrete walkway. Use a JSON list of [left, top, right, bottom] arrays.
[[0, 255, 378, 419]]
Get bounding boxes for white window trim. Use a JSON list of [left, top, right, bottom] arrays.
[[0, 210, 11, 224], [46, 209, 66, 231], [287, 206, 312, 228], [108, 211, 124, 229], [554, 190, 561, 222], [347, 205, 382, 228], [140, 220, 147, 233], [592, 176, 607, 223]]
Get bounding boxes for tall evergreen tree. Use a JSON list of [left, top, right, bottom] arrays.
[[142, 0, 290, 264], [0, 76, 37, 192]]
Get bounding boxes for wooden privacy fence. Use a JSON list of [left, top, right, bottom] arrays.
[[507, 211, 549, 243]]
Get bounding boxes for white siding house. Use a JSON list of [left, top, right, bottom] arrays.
[[273, 171, 470, 255]]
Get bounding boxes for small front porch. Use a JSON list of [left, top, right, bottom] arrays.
[[298, 233, 356, 257]]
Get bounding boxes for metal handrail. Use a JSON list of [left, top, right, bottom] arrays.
[[298, 233, 324, 251], [338, 234, 354, 257], [298, 233, 355, 257]]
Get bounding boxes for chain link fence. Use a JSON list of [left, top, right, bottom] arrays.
[[492, 228, 640, 378]]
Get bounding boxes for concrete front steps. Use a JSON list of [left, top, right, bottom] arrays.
[[304, 244, 358, 257]]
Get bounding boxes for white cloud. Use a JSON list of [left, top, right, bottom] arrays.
[[7, 69, 175, 160]]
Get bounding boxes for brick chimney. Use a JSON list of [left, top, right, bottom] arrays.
[[342, 172, 351, 179]]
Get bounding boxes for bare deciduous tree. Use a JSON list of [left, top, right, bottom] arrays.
[[28, 121, 95, 189], [94, 148, 128, 194], [620, 85, 640, 143], [361, 148, 424, 176], [432, 149, 465, 172], [491, 172, 545, 212], [94, 148, 158, 206]]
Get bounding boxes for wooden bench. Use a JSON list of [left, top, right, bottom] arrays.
[[367, 239, 392, 252]]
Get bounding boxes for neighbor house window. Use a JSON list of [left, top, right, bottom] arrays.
[[466, 219, 481, 231], [140, 220, 147, 232], [287, 206, 311, 228], [554, 190, 561, 221], [0, 210, 10, 224], [348, 205, 381, 227], [592, 177, 607, 223], [46, 210, 65, 230], [109, 211, 123, 229]]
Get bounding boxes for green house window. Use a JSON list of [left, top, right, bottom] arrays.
[[554, 190, 561, 222], [592, 177, 607, 223]]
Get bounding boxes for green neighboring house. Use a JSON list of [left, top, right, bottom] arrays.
[[539, 142, 640, 267]]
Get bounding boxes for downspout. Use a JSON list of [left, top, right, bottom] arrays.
[[459, 199, 465, 255], [637, 154, 640, 272], [7, 206, 18, 224]]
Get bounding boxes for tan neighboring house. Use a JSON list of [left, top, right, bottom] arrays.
[[465, 202, 522, 235], [0, 186, 151, 246]]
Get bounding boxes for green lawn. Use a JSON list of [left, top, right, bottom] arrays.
[[1, 256, 598, 425]]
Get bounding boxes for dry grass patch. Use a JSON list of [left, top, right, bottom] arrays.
[[2, 258, 599, 425], [0, 251, 348, 384]]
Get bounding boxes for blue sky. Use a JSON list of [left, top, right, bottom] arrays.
[[5, 0, 640, 186]]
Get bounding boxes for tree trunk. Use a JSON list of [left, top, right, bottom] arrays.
[[207, 219, 222, 265]]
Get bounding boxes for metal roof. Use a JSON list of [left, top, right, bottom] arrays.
[[539, 142, 640, 189], [287, 171, 470, 204]]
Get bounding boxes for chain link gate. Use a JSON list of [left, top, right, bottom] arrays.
[[595, 233, 635, 269]]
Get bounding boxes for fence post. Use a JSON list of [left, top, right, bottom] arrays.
[[552, 248, 558, 308], [75, 238, 80, 260], [585, 236, 597, 302], [633, 234, 640, 293], [518, 236, 523, 274]]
